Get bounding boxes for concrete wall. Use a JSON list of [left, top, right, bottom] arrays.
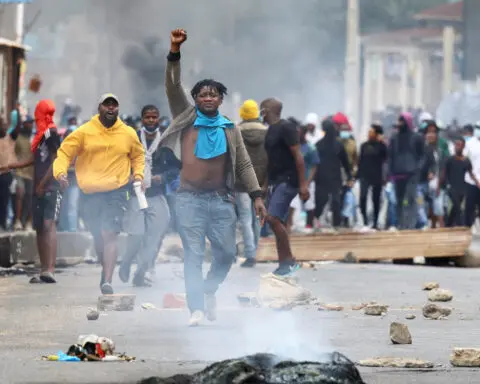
[[0, 5, 17, 41]]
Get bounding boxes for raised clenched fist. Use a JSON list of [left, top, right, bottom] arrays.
[[170, 29, 187, 46]]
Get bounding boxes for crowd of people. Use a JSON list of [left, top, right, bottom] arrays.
[[1, 28, 480, 327]]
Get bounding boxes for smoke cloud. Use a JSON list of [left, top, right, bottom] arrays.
[[24, 0, 346, 122]]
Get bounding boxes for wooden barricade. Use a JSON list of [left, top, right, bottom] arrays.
[[256, 227, 472, 262]]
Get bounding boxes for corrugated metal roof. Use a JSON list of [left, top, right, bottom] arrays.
[[414, 1, 463, 22], [0, 37, 30, 50]]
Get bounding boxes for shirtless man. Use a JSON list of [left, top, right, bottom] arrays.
[[160, 29, 266, 326]]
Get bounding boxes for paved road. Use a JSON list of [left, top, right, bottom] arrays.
[[1, 261, 480, 383]]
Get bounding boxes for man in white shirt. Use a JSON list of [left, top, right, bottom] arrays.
[[463, 124, 480, 226]]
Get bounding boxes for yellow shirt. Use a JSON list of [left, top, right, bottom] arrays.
[[53, 115, 145, 193]]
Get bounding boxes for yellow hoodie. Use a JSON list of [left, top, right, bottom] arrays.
[[53, 115, 145, 194]]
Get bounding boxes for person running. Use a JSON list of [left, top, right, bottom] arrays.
[[5, 100, 61, 283], [357, 124, 387, 230], [53, 94, 145, 294], [119, 104, 176, 287], [160, 29, 266, 326], [442, 137, 480, 226], [261, 98, 308, 275]]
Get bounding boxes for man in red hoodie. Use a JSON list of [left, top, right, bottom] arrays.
[[4, 100, 61, 283]]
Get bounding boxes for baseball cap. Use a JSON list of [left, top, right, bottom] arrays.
[[98, 93, 119, 105]]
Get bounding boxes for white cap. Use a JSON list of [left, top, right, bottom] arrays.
[[304, 112, 319, 126], [418, 111, 433, 122], [98, 93, 119, 105]]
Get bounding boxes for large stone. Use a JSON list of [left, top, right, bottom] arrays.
[[364, 304, 388, 316], [257, 274, 311, 305], [456, 241, 480, 268], [423, 282, 439, 291], [357, 357, 434, 368], [450, 348, 480, 367], [389, 322, 412, 345], [97, 294, 136, 311], [428, 288, 453, 302], [422, 303, 452, 320]]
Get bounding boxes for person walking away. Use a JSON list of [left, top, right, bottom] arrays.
[[160, 29, 266, 326], [357, 124, 387, 230], [119, 105, 175, 287], [261, 98, 308, 274], [288, 124, 320, 233], [13, 116, 34, 230], [442, 137, 480, 226], [388, 112, 425, 230], [235, 99, 268, 268], [53, 94, 145, 294], [0, 107, 21, 230], [315, 118, 353, 230], [5, 100, 61, 283], [304, 112, 323, 145], [462, 124, 480, 228]]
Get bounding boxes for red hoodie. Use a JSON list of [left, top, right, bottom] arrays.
[[31, 99, 56, 153]]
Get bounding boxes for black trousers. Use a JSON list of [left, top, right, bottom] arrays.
[[447, 188, 466, 227], [465, 183, 480, 227], [314, 182, 342, 227], [359, 179, 382, 228], [0, 173, 12, 230]]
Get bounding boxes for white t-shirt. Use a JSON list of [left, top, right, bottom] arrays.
[[306, 129, 324, 145], [464, 137, 480, 185]]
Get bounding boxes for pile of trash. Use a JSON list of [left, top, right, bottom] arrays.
[[139, 352, 366, 384], [42, 335, 135, 362], [0, 263, 36, 277]]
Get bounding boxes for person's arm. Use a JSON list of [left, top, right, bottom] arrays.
[[466, 159, 480, 188], [166, 29, 191, 119], [8, 158, 33, 170], [307, 146, 320, 185], [7, 108, 20, 137], [356, 143, 365, 180], [339, 144, 352, 181], [129, 132, 145, 182], [233, 127, 262, 199], [52, 129, 83, 180]]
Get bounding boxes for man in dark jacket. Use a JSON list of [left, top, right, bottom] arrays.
[[388, 112, 425, 230], [314, 118, 352, 229], [235, 99, 268, 267]]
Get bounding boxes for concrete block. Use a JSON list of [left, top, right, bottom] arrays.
[[97, 294, 136, 311]]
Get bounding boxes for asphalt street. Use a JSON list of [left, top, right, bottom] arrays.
[[1, 260, 480, 383]]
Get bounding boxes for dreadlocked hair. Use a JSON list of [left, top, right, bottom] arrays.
[[141, 104, 159, 117], [190, 79, 228, 99]]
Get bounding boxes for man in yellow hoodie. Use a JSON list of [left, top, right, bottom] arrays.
[[53, 94, 145, 294]]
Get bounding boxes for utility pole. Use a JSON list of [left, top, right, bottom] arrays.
[[15, 3, 24, 44], [344, 0, 360, 135]]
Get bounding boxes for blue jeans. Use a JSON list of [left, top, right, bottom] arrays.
[[385, 183, 397, 228], [417, 183, 429, 228], [235, 192, 260, 260], [176, 190, 237, 313]]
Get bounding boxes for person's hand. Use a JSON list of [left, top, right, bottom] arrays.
[[170, 29, 187, 51], [58, 174, 69, 190], [476, 181, 480, 190], [0, 164, 9, 174], [299, 184, 310, 201], [35, 184, 45, 197], [134, 178, 145, 192], [254, 197, 267, 226], [346, 179, 354, 188], [151, 175, 162, 185], [428, 172, 434, 181]]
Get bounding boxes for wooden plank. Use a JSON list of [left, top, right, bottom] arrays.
[[256, 227, 472, 262]]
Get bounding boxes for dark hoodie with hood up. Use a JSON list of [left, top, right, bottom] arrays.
[[315, 118, 351, 187], [388, 112, 425, 179], [235, 120, 268, 193]]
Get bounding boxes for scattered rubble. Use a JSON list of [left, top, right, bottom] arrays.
[[236, 293, 260, 308], [357, 357, 434, 368], [0, 264, 36, 277], [450, 348, 480, 367], [140, 352, 366, 384], [389, 322, 412, 345], [97, 294, 136, 312], [428, 288, 453, 302], [422, 303, 452, 320], [300, 262, 316, 269], [351, 303, 367, 311], [318, 304, 344, 312], [364, 304, 388, 316], [405, 314, 416, 320], [423, 282, 440, 291], [86, 309, 99, 321], [268, 300, 296, 311]]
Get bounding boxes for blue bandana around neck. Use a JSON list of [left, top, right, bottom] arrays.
[[193, 108, 234, 159]]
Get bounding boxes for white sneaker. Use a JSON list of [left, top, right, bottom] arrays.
[[145, 269, 156, 283], [205, 294, 217, 322], [388, 226, 398, 232], [302, 227, 314, 235], [24, 222, 33, 232], [189, 310, 205, 327], [13, 220, 22, 231]]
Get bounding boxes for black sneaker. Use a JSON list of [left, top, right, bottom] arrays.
[[100, 282, 114, 295], [39, 271, 57, 284], [273, 262, 300, 277], [118, 264, 131, 283], [132, 273, 152, 288], [240, 259, 256, 268]]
